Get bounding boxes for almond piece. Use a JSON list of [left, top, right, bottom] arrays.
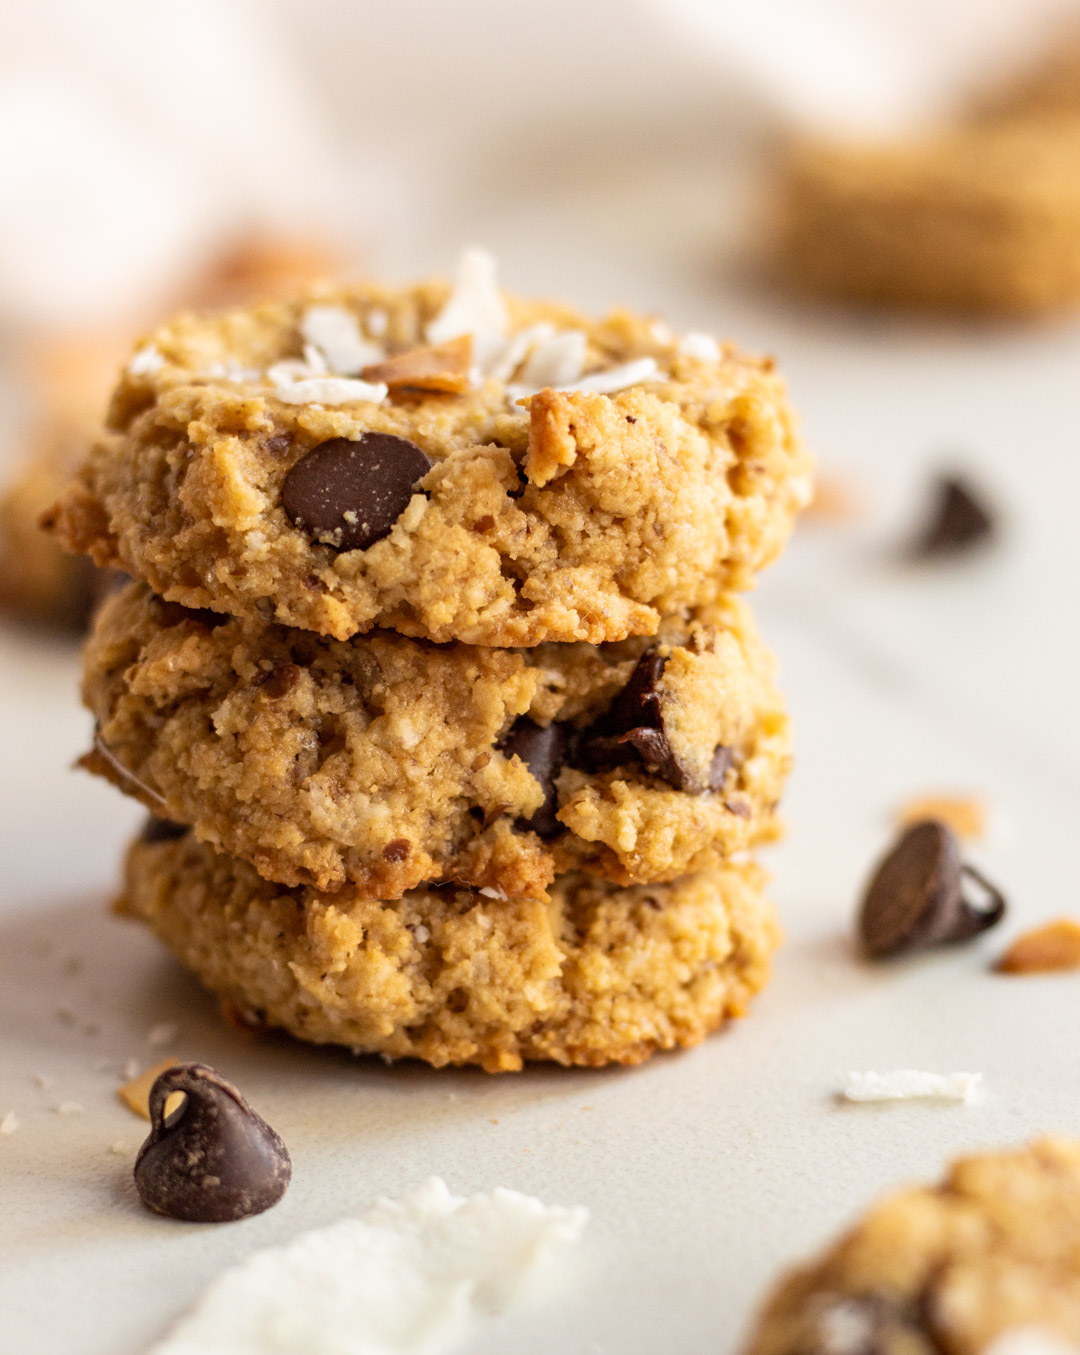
[[117, 1057, 180, 1120], [897, 794, 986, 842], [998, 918, 1080, 974], [361, 334, 472, 394]]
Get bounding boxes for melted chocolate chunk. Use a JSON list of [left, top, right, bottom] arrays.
[[139, 817, 190, 844], [498, 718, 568, 838], [282, 433, 432, 552], [576, 650, 729, 794], [910, 473, 996, 558], [859, 820, 1006, 959], [134, 1063, 291, 1223]]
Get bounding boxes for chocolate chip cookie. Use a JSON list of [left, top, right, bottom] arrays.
[[744, 1138, 1080, 1354], [83, 580, 789, 898], [48, 252, 811, 645], [119, 825, 780, 1072]]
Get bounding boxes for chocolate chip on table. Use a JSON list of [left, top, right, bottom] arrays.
[[140, 817, 190, 844], [909, 473, 996, 558], [858, 819, 1007, 959], [282, 433, 433, 552], [134, 1063, 291, 1223], [498, 718, 568, 838], [576, 650, 729, 795]]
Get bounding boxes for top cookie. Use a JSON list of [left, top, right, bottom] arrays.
[[745, 1137, 1080, 1355], [48, 250, 811, 646]]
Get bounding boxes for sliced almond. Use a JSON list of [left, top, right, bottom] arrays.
[[804, 471, 862, 522], [897, 794, 986, 842], [362, 334, 472, 394], [998, 918, 1080, 974], [997, 921, 1080, 975], [117, 1057, 180, 1120]]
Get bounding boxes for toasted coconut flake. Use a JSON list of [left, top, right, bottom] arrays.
[[362, 335, 472, 394], [999, 918, 1080, 973], [117, 1057, 180, 1120], [897, 793, 987, 841]]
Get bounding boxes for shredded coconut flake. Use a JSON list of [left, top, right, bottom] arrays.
[[301, 305, 383, 374], [478, 885, 507, 901], [201, 361, 261, 381], [149, 1177, 587, 1355], [426, 247, 507, 372], [147, 1021, 178, 1048], [509, 356, 661, 403], [366, 307, 388, 337], [843, 1070, 981, 1103], [517, 330, 586, 389], [485, 322, 557, 384], [984, 1329, 1080, 1355], [413, 924, 431, 945], [55, 1101, 84, 1115], [679, 331, 721, 363], [272, 377, 388, 406], [0, 1111, 18, 1135], [128, 345, 164, 377]]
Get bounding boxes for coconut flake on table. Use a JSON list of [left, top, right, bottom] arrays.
[[128, 345, 164, 377], [842, 1070, 982, 1103], [426, 246, 508, 375], [0, 1111, 18, 1135], [300, 304, 383, 374], [148, 1176, 588, 1355]]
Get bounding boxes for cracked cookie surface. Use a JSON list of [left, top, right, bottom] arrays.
[[745, 1138, 1080, 1355], [49, 269, 810, 645], [119, 828, 779, 1072], [83, 580, 789, 898]]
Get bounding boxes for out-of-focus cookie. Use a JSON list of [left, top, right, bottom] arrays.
[[48, 252, 811, 645], [744, 1138, 1080, 1354], [119, 825, 779, 1073], [83, 580, 788, 898], [771, 118, 1080, 317]]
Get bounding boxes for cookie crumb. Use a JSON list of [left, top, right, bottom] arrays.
[[118, 1057, 181, 1120], [842, 1070, 981, 1102], [54, 1101, 84, 1115], [896, 793, 986, 841], [0, 1111, 18, 1135], [109, 1141, 128, 1155], [998, 918, 1080, 974]]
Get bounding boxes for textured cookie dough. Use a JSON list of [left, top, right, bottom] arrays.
[[119, 827, 780, 1072], [771, 119, 1080, 316], [49, 256, 811, 645], [83, 580, 789, 898], [744, 1138, 1080, 1355]]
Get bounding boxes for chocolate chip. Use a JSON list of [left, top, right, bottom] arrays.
[[258, 663, 301, 699], [134, 1063, 290, 1223], [859, 820, 1006, 959], [265, 434, 292, 455], [282, 434, 432, 551], [140, 817, 189, 844], [382, 838, 411, 862], [910, 473, 996, 558], [576, 650, 728, 794], [498, 718, 568, 838]]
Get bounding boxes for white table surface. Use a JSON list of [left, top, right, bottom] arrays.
[[3, 167, 1080, 1353]]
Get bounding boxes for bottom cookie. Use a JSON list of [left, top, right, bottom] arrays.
[[118, 826, 779, 1072], [744, 1137, 1080, 1354]]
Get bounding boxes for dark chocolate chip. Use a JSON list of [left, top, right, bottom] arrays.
[[382, 838, 412, 862], [258, 663, 301, 699], [576, 650, 724, 794], [858, 820, 1006, 959], [708, 744, 734, 791], [265, 434, 292, 455], [134, 1063, 290, 1223], [282, 433, 432, 552], [910, 473, 996, 558], [498, 718, 568, 839], [140, 817, 189, 844]]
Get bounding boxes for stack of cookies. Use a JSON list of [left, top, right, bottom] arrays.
[[50, 250, 811, 1071]]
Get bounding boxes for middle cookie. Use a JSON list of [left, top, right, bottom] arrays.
[[83, 581, 789, 898]]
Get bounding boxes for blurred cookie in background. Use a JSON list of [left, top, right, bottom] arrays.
[[767, 27, 1080, 318], [0, 232, 346, 635]]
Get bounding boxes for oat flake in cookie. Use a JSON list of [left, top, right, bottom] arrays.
[[81, 581, 790, 897], [743, 1138, 1080, 1355], [47, 249, 811, 646]]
